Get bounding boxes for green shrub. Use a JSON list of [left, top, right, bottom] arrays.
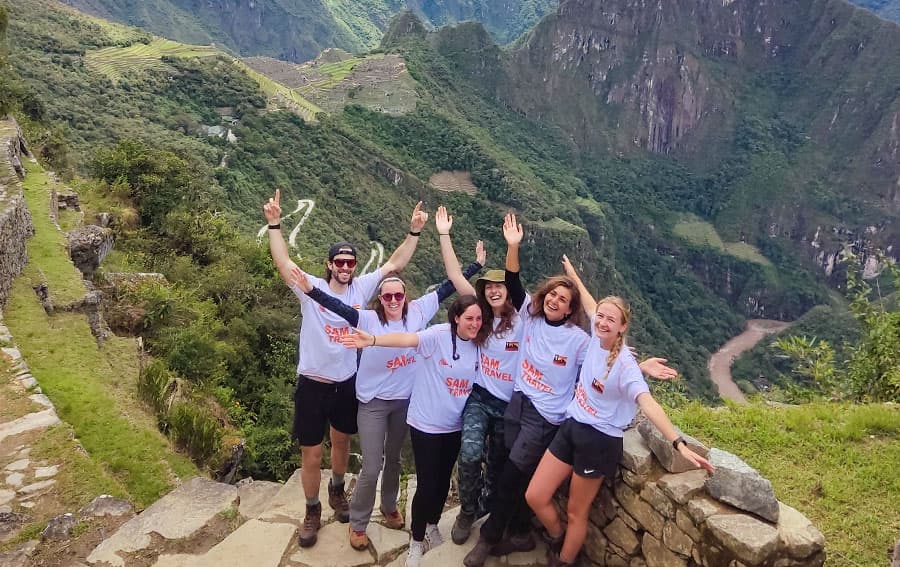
[[137, 359, 174, 418], [168, 402, 223, 465]]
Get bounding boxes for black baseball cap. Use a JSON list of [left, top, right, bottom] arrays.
[[328, 242, 357, 260]]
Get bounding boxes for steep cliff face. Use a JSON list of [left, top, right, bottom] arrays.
[[0, 119, 34, 308]]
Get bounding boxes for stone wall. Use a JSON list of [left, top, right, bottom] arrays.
[[566, 419, 825, 567], [0, 118, 34, 308]]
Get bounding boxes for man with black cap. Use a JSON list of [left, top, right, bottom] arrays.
[[264, 189, 428, 547]]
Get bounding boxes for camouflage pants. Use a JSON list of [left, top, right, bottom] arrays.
[[457, 384, 508, 517]]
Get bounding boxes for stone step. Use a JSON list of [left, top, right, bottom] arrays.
[[86, 477, 238, 566], [259, 469, 354, 525], [0, 410, 61, 443], [237, 479, 282, 520], [154, 519, 296, 567]]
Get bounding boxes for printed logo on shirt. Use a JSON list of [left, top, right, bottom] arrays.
[[386, 354, 416, 371], [553, 354, 568, 366], [445, 377, 471, 397], [439, 358, 450, 367], [324, 324, 352, 343], [480, 353, 513, 382], [591, 378, 605, 394], [521, 358, 552, 393], [575, 383, 599, 417], [505, 341, 520, 352]]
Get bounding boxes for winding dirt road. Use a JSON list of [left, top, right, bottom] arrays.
[[708, 319, 791, 403]]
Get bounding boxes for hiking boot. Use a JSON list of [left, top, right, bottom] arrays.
[[424, 523, 443, 551], [298, 502, 322, 548], [380, 507, 405, 530], [348, 526, 369, 550], [539, 525, 566, 555], [451, 511, 476, 544], [405, 539, 426, 567], [489, 532, 536, 556], [328, 479, 350, 523], [547, 550, 575, 567], [463, 536, 493, 567]]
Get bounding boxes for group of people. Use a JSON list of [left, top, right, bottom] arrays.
[[263, 191, 713, 567]]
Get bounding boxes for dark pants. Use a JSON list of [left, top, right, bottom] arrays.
[[458, 384, 508, 517], [410, 427, 462, 541], [481, 391, 559, 544]]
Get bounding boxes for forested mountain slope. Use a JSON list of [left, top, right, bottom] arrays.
[[848, 0, 900, 23], [57, 0, 557, 62]]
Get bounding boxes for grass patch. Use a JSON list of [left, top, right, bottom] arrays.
[[673, 213, 771, 266], [20, 161, 88, 305], [670, 401, 900, 566]]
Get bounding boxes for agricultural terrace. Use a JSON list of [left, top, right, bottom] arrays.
[[85, 38, 219, 81]]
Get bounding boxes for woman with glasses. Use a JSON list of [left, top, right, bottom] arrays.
[[290, 232, 484, 554]]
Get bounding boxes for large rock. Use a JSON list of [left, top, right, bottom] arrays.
[[657, 469, 709, 505], [637, 420, 708, 474], [87, 478, 238, 567], [621, 428, 653, 475], [68, 225, 113, 276], [237, 479, 282, 520], [41, 513, 75, 542], [153, 519, 296, 567], [776, 503, 825, 559], [80, 495, 134, 518], [642, 532, 687, 567], [705, 449, 779, 523], [706, 514, 778, 566]]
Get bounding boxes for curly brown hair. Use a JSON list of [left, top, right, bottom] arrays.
[[529, 275, 586, 328]]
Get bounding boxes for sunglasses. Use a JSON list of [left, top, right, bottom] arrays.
[[331, 258, 357, 269], [380, 292, 406, 302]]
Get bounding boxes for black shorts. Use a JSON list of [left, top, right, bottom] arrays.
[[503, 391, 559, 475], [548, 418, 623, 480], [292, 374, 358, 447]]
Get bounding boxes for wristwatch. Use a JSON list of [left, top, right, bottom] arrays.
[[672, 436, 687, 450]]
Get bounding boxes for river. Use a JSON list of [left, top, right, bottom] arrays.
[[707, 319, 791, 403]]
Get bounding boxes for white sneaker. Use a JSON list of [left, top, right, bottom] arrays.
[[424, 523, 444, 551], [405, 539, 426, 567]]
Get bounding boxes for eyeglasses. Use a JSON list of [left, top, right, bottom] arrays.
[[380, 292, 406, 302], [331, 258, 357, 269]]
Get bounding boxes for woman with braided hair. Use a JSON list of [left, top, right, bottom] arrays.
[[524, 256, 714, 567]]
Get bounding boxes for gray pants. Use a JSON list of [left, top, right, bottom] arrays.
[[350, 397, 409, 532]]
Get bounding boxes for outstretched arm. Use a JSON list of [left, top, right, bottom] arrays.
[[638, 358, 678, 380], [263, 189, 301, 285], [339, 328, 419, 349], [381, 201, 428, 274], [291, 266, 359, 326], [435, 206, 476, 296], [561, 254, 596, 316], [637, 393, 714, 472]]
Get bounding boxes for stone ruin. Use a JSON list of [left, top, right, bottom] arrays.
[[565, 419, 825, 567]]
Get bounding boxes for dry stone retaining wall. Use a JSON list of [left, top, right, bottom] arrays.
[[567, 419, 826, 567], [0, 118, 34, 308]]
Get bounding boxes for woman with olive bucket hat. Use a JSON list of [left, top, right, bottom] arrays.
[[290, 234, 484, 553]]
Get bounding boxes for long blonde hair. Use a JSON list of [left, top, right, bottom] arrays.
[[596, 296, 631, 383]]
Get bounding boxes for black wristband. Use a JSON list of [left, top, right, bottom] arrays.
[[672, 436, 687, 450], [438, 233, 450, 236], [409, 230, 421, 237], [268, 223, 281, 230]]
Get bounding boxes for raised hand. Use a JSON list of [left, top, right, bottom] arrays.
[[503, 212, 523, 246], [475, 240, 486, 266], [561, 254, 577, 279], [639, 357, 678, 380], [435, 205, 453, 235], [263, 188, 282, 224], [410, 201, 429, 233], [339, 328, 374, 349], [290, 265, 313, 293]]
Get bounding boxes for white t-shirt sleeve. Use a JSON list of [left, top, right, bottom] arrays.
[[416, 326, 442, 359], [622, 359, 650, 402], [409, 292, 441, 327], [354, 269, 384, 304]]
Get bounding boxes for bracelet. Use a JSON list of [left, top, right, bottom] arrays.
[[672, 436, 687, 450], [409, 230, 421, 237], [371, 335, 376, 346], [268, 223, 281, 230], [438, 232, 450, 236]]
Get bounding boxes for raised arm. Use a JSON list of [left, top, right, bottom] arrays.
[[339, 328, 419, 349], [433, 240, 484, 302], [637, 393, 714, 472], [264, 189, 301, 285], [381, 201, 428, 274], [290, 266, 359, 326], [436, 206, 476, 296], [503, 213, 527, 309], [561, 254, 596, 316]]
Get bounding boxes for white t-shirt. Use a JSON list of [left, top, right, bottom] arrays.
[[355, 292, 441, 403], [513, 295, 590, 425], [476, 306, 527, 403], [291, 269, 382, 381], [406, 324, 478, 434], [566, 336, 649, 438]]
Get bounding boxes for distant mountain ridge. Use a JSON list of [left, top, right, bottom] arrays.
[[57, 0, 557, 62], [848, 0, 900, 24]]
